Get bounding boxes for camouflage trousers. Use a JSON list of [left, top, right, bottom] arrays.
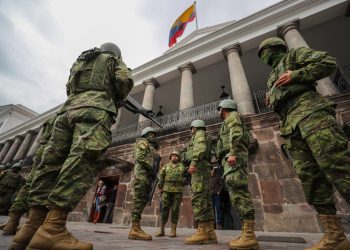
[[131, 176, 152, 222], [285, 110, 350, 215], [9, 144, 45, 214], [160, 192, 183, 224], [191, 169, 214, 222], [223, 159, 255, 221], [28, 107, 113, 211]]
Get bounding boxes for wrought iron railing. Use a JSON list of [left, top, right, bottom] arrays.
[[253, 88, 272, 114], [334, 65, 350, 93], [112, 100, 222, 145]]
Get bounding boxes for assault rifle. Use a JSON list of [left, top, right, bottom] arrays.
[[147, 155, 162, 206], [123, 96, 163, 128]]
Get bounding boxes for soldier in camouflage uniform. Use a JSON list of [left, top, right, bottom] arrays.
[[129, 127, 157, 241], [0, 117, 56, 236], [155, 151, 186, 238], [0, 163, 25, 216], [216, 99, 259, 250], [258, 37, 350, 250], [10, 43, 133, 250], [183, 119, 217, 245]]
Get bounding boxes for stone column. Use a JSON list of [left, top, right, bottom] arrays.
[[278, 20, 339, 96], [13, 130, 36, 161], [0, 140, 13, 163], [26, 127, 44, 158], [223, 43, 256, 115], [178, 63, 196, 110], [139, 78, 159, 123], [111, 108, 123, 130], [3, 135, 23, 163]]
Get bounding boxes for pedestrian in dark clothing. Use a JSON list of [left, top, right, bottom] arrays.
[[209, 166, 223, 230]]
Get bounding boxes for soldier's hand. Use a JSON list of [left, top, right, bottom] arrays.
[[227, 155, 237, 167], [188, 165, 197, 175], [274, 70, 292, 87]]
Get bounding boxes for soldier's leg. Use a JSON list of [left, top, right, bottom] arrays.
[[131, 179, 151, 222], [27, 108, 112, 250], [161, 192, 171, 224], [170, 193, 182, 224], [285, 132, 336, 215], [304, 124, 350, 202]]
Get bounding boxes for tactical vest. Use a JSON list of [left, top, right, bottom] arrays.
[[163, 163, 185, 184], [267, 48, 315, 113], [216, 112, 250, 160], [66, 48, 117, 99]]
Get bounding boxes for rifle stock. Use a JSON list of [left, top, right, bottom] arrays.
[[123, 96, 163, 128], [147, 155, 161, 206]]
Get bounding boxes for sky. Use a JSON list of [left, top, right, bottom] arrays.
[[0, 0, 282, 114]]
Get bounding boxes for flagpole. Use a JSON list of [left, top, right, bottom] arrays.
[[194, 1, 198, 30]]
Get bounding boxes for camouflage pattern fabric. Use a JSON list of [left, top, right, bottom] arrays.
[[285, 109, 350, 214], [160, 192, 183, 224], [261, 43, 350, 215], [131, 138, 155, 222], [216, 111, 255, 220], [158, 162, 186, 193], [184, 130, 214, 222], [265, 47, 337, 136], [28, 107, 113, 211], [0, 171, 25, 214], [9, 117, 56, 214]]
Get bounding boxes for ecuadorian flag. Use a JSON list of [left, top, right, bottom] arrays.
[[168, 3, 196, 47]]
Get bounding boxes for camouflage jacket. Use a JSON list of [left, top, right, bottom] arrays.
[[60, 51, 134, 115], [266, 47, 337, 136], [183, 130, 212, 170], [133, 138, 156, 185], [158, 162, 186, 193]]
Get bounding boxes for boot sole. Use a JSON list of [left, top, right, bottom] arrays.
[[128, 236, 152, 241], [3, 230, 16, 236]]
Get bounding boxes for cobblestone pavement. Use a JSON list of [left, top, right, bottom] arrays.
[[1, 216, 349, 250]]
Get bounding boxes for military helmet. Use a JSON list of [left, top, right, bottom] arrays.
[[11, 162, 22, 170], [141, 127, 156, 137], [169, 151, 180, 159], [217, 99, 237, 111], [100, 42, 122, 58], [258, 37, 287, 58], [190, 119, 206, 128]]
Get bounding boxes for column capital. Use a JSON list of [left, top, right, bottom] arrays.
[[178, 62, 196, 74], [142, 77, 159, 88], [222, 43, 242, 60], [278, 19, 300, 38]]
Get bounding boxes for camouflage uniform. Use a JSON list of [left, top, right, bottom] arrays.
[[216, 111, 255, 221], [131, 137, 156, 222], [0, 167, 25, 214], [184, 130, 214, 222], [158, 162, 186, 224], [263, 45, 350, 215], [28, 48, 133, 211], [8, 117, 56, 214]]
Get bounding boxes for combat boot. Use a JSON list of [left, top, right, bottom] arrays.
[[26, 207, 93, 250], [0, 221, 8, 230], [128, 221, 152, 240], [3, 212, 23, 236], [305, 214, 350, 250], [155, 222, 165, 237], [169, 223, 177, 238], [8, 206, 48, 250], [185, 221, 208, 245], [206, 220, 218, 244], [229, 220, 259, 250]]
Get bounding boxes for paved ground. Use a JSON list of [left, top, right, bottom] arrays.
[[1, 216, 349, 250]]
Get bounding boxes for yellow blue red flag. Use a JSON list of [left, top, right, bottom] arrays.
[[168, 3, 196, 47]]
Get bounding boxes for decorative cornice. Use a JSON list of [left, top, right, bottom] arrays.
[[178, 62, 197, 74], [142, 77, 160, 88], [222, 43, 242, 60], [277, 19, 300, 38]]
